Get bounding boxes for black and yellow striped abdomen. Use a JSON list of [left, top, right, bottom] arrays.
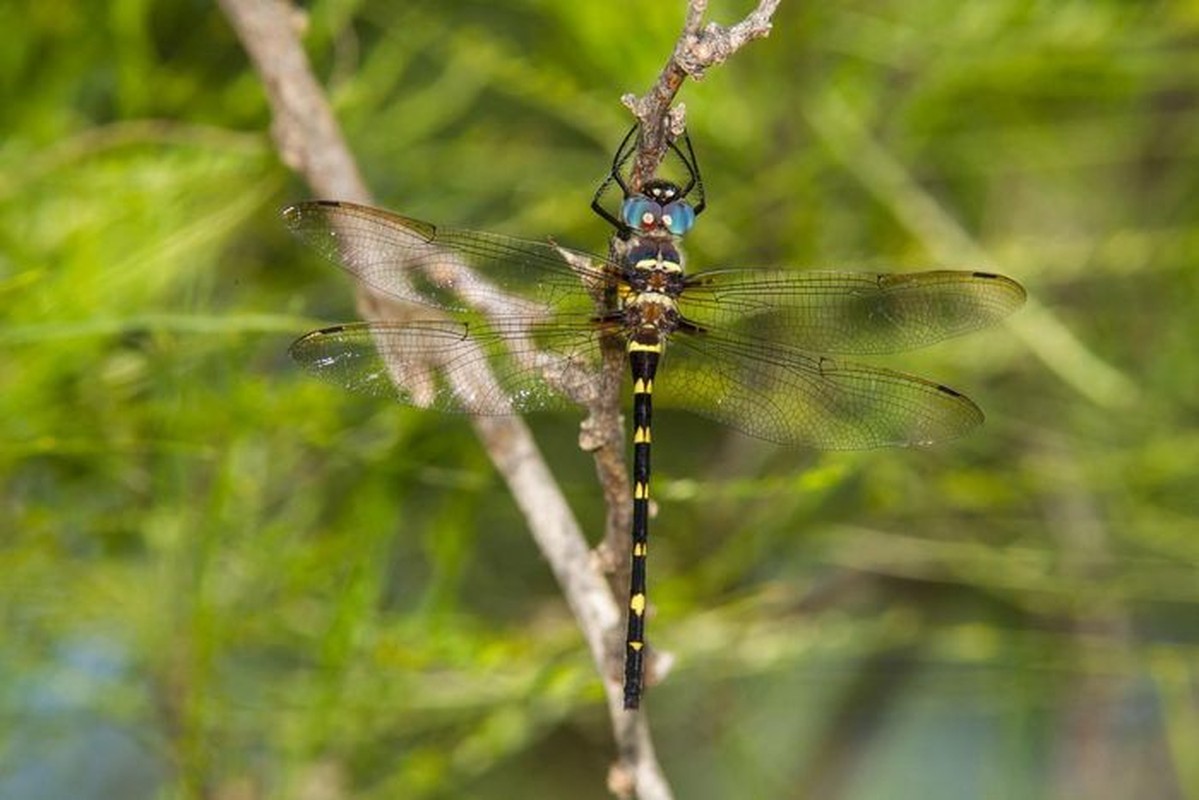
[[624, 339, 661, 709]]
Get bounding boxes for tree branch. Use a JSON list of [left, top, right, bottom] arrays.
[[621, 0, 781, 187], [593, 9, 782, 788], [219, 1, 779, 798]]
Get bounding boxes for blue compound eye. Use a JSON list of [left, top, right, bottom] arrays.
[[621, 197, 661, 230], [661, 201, 695, 235]]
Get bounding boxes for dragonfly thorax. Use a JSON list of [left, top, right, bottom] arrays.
[[624, 241, 686, 295], [623, 291, 680, 337], [617, 227, 688, 348]]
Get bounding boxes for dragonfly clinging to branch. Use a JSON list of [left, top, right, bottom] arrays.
[[285, 125, 1026, 709]]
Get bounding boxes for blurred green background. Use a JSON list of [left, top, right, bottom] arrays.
[[3, 1, 1198, 798]]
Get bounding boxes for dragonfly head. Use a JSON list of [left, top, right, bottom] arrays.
[[621, 179, 696, 237]]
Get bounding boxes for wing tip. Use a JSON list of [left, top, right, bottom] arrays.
[[971, 270, 1028, 309], [288, 324, 352, 360]]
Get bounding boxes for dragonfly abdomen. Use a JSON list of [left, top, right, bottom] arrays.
[[624, 338, 661, 710]]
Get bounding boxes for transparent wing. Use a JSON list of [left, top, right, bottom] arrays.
[[678, 269, 1025, 354], [656, 329, 984, 448], [282, 200, 616, 317], [289, 318, 606, 414]]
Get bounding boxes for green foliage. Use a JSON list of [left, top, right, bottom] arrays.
[[2, 1, 1198, 798]]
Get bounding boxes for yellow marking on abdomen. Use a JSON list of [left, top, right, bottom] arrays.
[[627, 340, 663, 353], [629, 641, 644, 651], [633, 426, 651, 444], [632, 378, 654, 395], [630, 593, 647, 616], [633, 543, 647, 557], [634, 482, 648, 499]]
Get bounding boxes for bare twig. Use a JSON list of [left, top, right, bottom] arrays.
[[621, 0, 781, 187], [220, 1, 779, 798]]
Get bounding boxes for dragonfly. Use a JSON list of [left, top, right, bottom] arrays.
[[284, 125, 1026, 709]]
